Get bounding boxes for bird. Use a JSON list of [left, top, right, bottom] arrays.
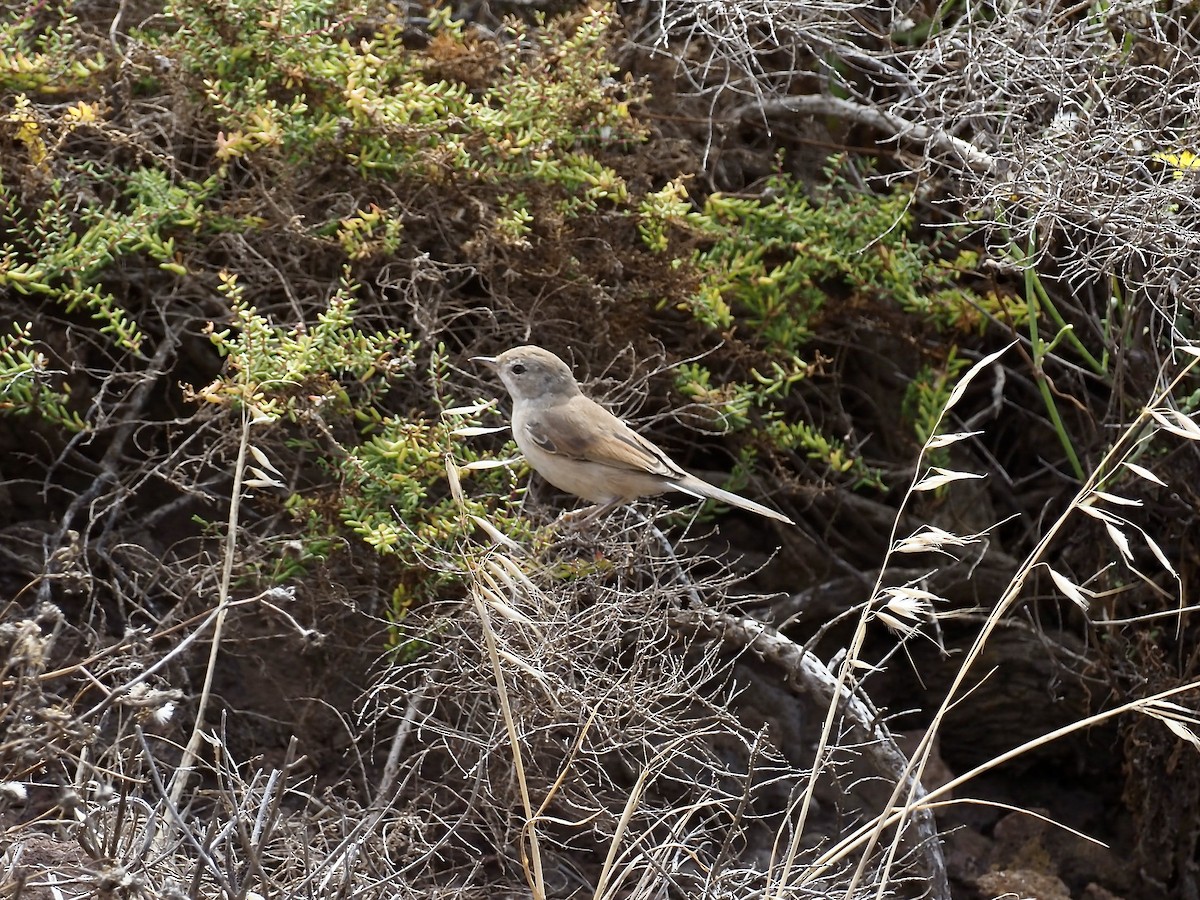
[[473, 345, 794, 525]]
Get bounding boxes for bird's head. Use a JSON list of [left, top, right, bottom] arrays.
[[473, 345, 581, 403]]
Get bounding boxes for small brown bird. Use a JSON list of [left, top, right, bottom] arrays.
[[474, 345, 794, 525]]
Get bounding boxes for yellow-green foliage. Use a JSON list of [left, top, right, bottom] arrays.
[[0, 15, 107, 93], [200, 271, 407, 419], [637, 165, 1024, 472], [197, 273, 526, 588], [675, 356, 879, 487], [0, 118, 216, 355], [657, 168, 1010, 348], [0, 322, 84, 431], [903, 349, 971, 469], [152, 0, 643, 185], [2, 2, 644, 359]]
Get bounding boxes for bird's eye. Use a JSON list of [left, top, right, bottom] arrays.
[[511, 363, 526, 375]]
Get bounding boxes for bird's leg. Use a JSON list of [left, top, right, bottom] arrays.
[[557, 499, 622, 530]]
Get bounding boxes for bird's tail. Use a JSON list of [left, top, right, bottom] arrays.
[[672, 475, 795, 525]]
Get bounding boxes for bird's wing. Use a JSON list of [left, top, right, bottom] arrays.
[[522, 396, 686, 479]]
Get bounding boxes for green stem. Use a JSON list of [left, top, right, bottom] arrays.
[[1010, 243, 1106, 375], [1025, 257, 1085, 481]]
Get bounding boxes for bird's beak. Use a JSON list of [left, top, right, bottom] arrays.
[[472, 355, 499, 370]]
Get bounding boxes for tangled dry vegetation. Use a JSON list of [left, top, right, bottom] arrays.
[[3, 1, 1200, 898]]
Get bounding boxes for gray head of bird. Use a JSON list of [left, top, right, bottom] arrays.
[[472, 345, 582, 403]]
